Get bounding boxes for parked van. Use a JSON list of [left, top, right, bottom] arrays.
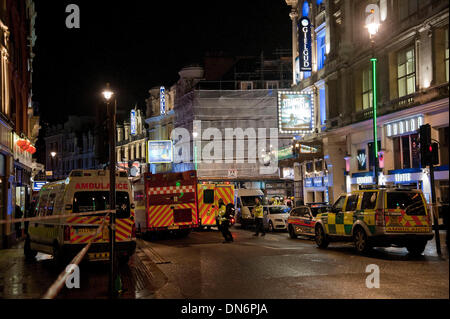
[[25, 170, 136, 263], [234, 188, 264, 228]]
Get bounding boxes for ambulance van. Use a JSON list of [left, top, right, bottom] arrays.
[[25, 170, 136, 263]]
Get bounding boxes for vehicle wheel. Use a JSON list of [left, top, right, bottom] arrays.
[[268, 221, 274, 232], [288, 225, 297, 239], [353, 227, 371, 254], [406, 241, 427, 256], [24, 235, 37, 261], [315, 225, 329, 249]]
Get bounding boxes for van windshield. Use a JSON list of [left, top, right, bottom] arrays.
[[387, 192, 426, 216], [73, 191, 130, 218], [241, 196, 263, 206]]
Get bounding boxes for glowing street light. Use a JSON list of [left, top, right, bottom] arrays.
[[102, 83, 114, 101], [365, 4, 381, 185], [50, 151, 56, 158]]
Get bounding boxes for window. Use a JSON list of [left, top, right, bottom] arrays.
[[386, 192, 426, 216], [319, 86, 326, 126], [438, 127, 449, 165], [316, 29, 326, 70], [345, 195, 359, 212], [446, 28, 449, 82], [73, 191, 131, 219], [398, 0, 418, 20], [266, 81, 279, 89], [240, 81, 253, 90], [315, 160, 323, 171], [203, 189, 214, 204], [361, 192, 378, 210], [46, 193, 56, 216], [397, 47, 416, 98], [392, 133, 420, 169], [333, 195, 346, 212], [362, 68, 373, 110], [306, 162, 314, 173]]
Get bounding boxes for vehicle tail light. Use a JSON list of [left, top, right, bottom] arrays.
[[131, 223, 136, 238], [64, 226, 71, 241], [375, 209, 385, 226]]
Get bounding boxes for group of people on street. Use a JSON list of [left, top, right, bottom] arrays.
[[216, 197, 267, 242]]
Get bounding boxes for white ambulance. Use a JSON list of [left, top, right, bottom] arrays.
[[25, 170, 136, 263], [234, 188, 265, 228]]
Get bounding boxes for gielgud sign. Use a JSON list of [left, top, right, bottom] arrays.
[[298, 17, 312, 72]]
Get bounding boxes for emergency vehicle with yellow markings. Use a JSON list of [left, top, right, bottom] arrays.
[[25, 170, 136, 263], [133, 171, 235, 235], [197, 182, 234, 229], [314, 187, 434, 255], [134, 170, 199, 236]]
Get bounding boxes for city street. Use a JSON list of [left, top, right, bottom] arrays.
[[0, 228, 448, 299]]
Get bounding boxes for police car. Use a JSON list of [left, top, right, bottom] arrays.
[[25, 170, 136, 264], [314, 187, 434, 255], [287, 205, 330, 238]]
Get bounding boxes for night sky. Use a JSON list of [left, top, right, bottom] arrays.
[[32, 0, 291, 125]]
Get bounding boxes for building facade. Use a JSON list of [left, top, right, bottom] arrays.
[[44, 116, 99, 180], [0, 0, 38, 247], [285, 0, 449, 205], [116, 107, 148, 178]]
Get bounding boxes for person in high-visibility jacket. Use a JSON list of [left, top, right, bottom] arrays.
[[218, 198, 233, 243], [253, 197, 265, 236]]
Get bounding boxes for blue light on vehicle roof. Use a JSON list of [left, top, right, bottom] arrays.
[[316, 0, 323, 5]]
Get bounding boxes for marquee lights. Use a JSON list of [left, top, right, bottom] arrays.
[[278, 90, 315, 134]]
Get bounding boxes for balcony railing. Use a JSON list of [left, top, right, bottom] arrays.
[[349, 83, 449, 124]]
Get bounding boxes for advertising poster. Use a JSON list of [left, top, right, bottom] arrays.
[[278, 91, 313, 134], [147, 140, 173, 163]]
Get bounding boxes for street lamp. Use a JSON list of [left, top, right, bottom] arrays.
[[365, 6, 381, 185], [102, 83, 117, 298], [50, 152, 57, 179]]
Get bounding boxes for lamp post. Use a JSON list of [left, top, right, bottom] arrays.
[[365, 7, 381, 185], [50, 152, 56, 180], [102, 83, 117, 298]]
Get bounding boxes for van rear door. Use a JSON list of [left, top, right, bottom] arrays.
[[384, 191, 431, 233]]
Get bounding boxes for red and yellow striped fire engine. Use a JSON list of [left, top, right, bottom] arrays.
[[133, 171, 235, 235]]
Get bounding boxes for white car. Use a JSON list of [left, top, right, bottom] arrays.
[[263, 205, 291, 232]]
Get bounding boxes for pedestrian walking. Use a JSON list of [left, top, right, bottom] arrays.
[[218, 199, 233, 243], [253, 197, 265, 236], [15, 205, 23, 239]]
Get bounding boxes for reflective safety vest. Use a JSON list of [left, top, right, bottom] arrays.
[[217, 205, 227, 224], [254, 204, 264, 218]]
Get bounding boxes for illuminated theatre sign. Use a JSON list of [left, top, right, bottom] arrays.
[[298, 17, 312, 72], [278, 91, 314, 134]]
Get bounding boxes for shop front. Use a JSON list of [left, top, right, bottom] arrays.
[[304, 174, 331, 204], [12, 134, 35, 241], [0, 118, 13, 248]]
